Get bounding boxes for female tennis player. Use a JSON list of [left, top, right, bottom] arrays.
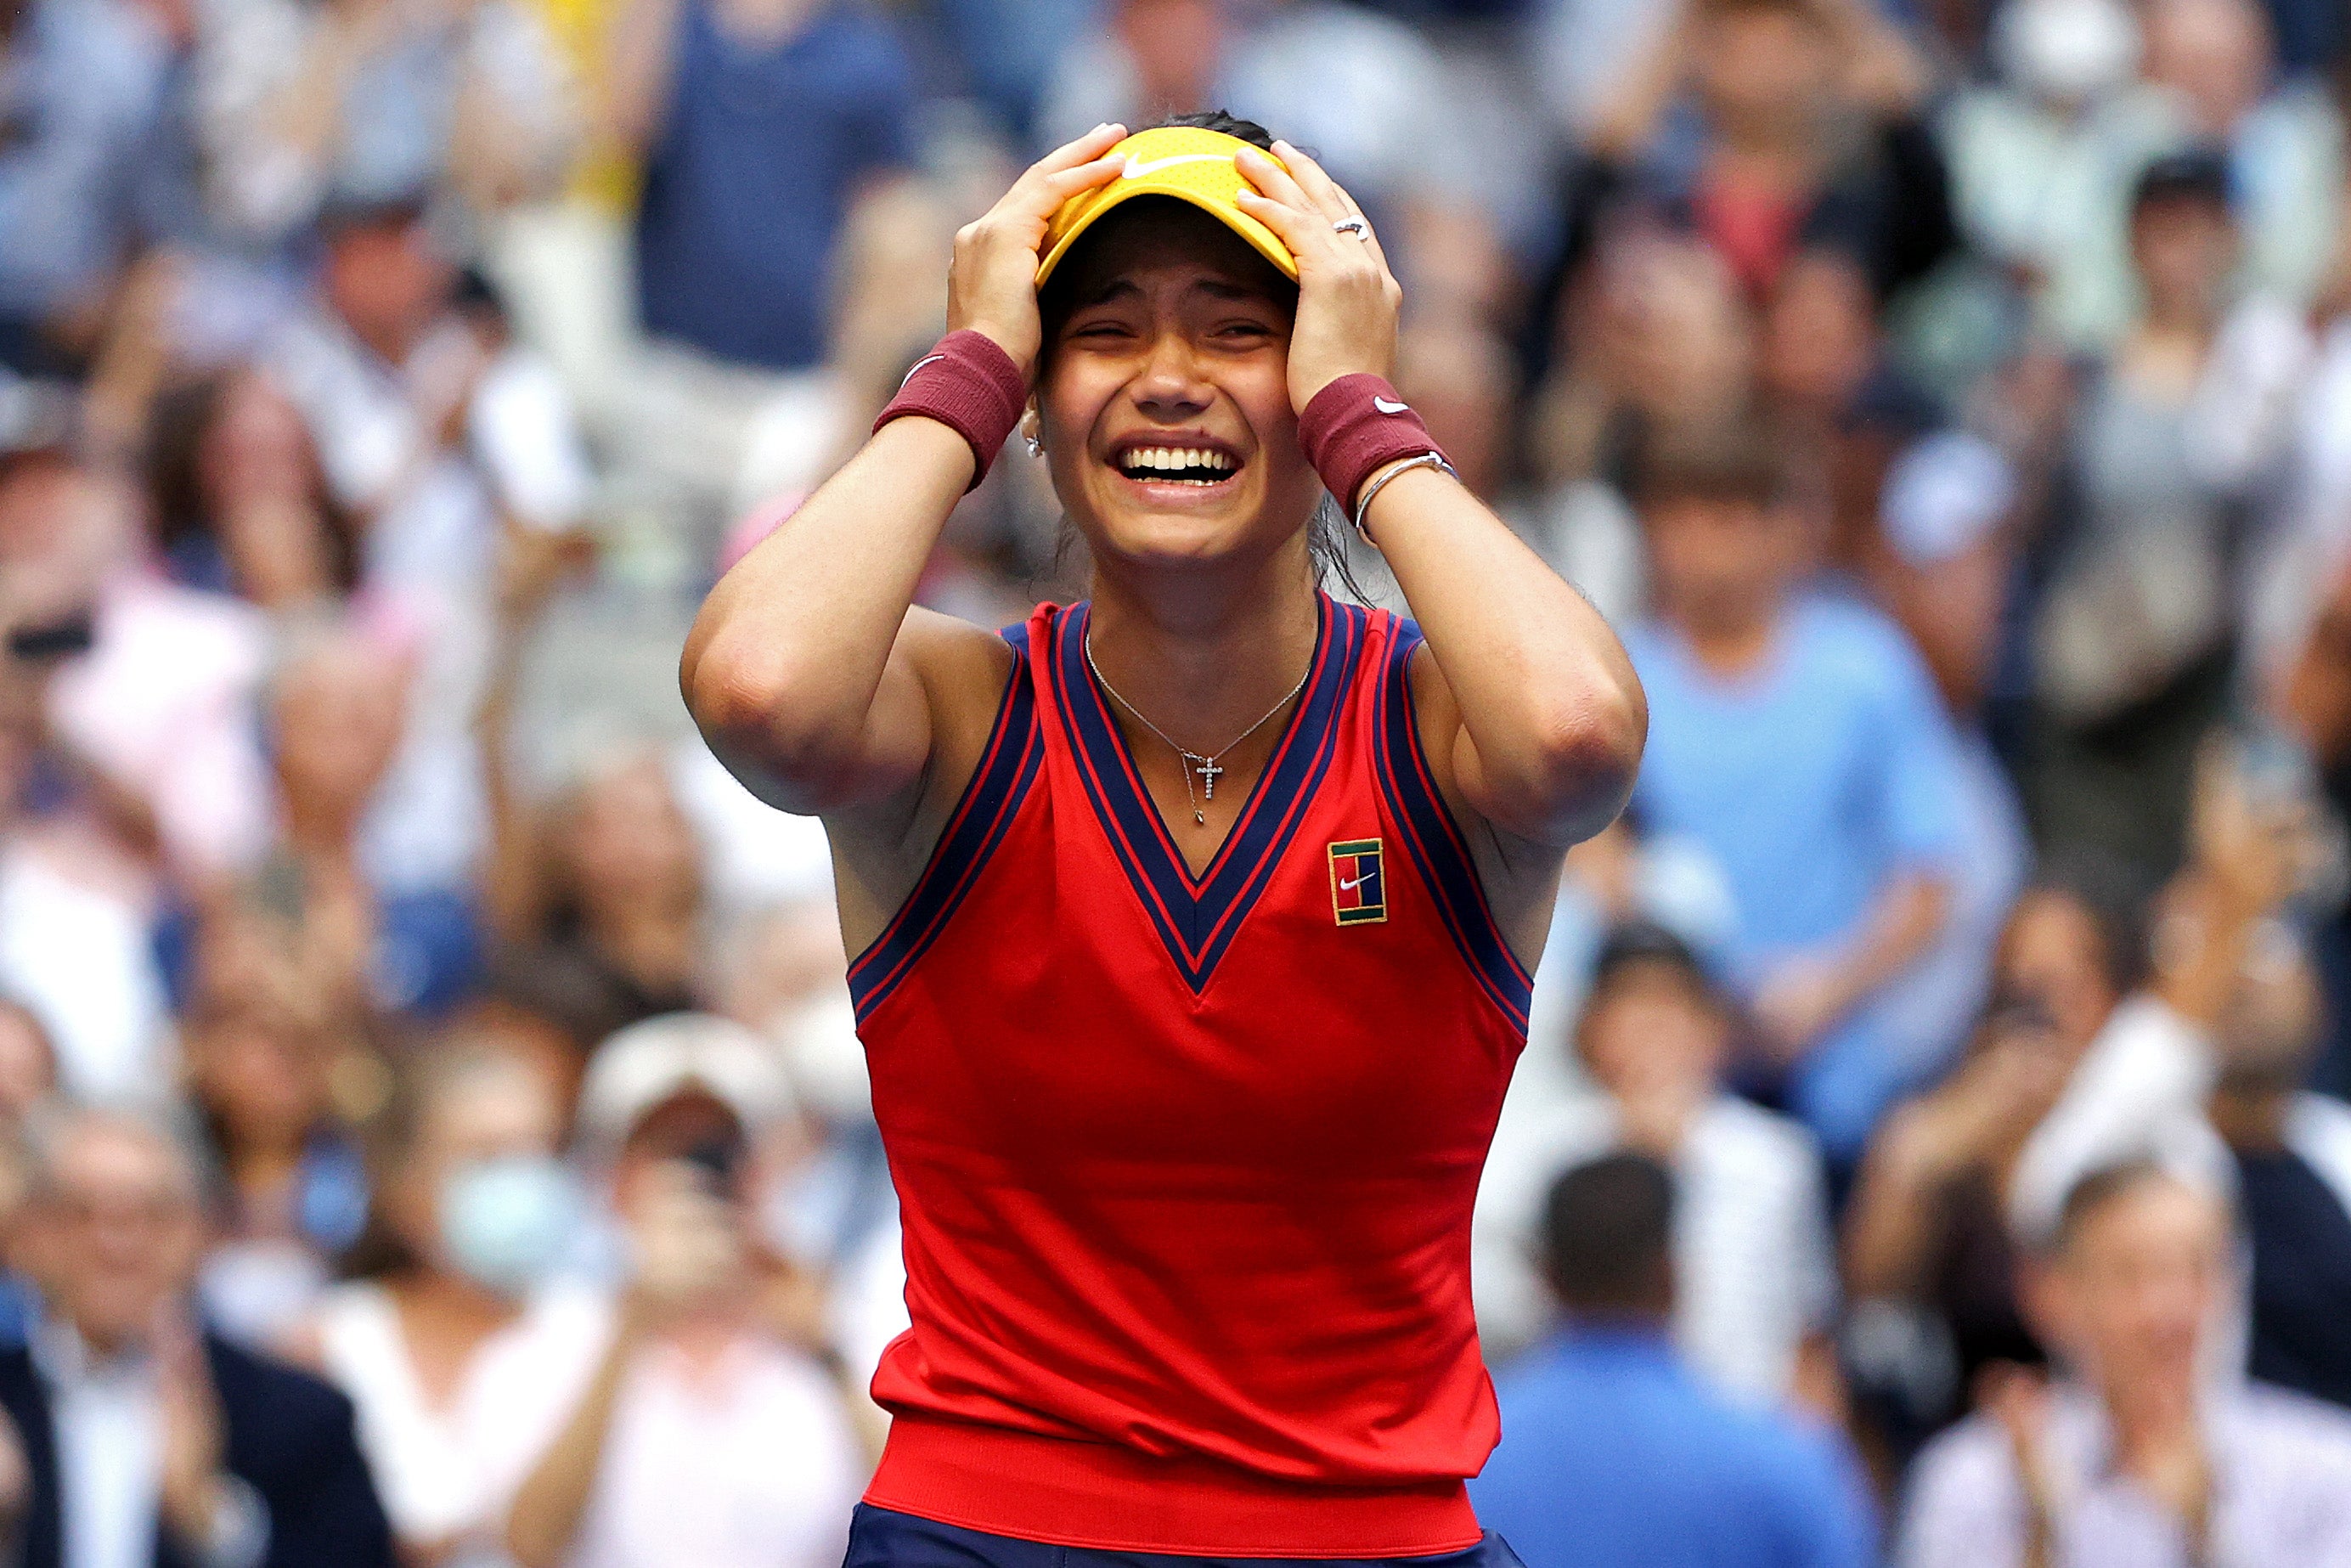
[[683, 113, 1645, 1563]]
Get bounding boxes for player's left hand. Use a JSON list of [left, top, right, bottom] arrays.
[[1232, 142, 1401, 412]]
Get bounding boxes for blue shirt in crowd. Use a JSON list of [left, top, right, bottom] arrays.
[[1622, 595, 1968, 1156], [634, 0, 916, 371], [1472, 1328, 1875, 1568]]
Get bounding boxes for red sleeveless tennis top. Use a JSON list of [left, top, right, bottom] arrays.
[[848, 596, 1532, 1556]]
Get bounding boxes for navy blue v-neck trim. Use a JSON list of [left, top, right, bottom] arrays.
[[1049, 597, 1365, 992]]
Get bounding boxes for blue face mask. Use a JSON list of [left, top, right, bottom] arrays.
[[437, 1155, 579, 1295]]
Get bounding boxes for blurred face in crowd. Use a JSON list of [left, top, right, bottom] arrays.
[[2129, 195, 2238, 325], [1576, 959, 1729, 1102], [1586, 238, 1752, 427], [198, 375, 341, 604], [1993, 888, 2120, 1052], [323, 215, 455, 366], [2031, 1174, 2231, 1412], [1643, 487, 1804, 640], [1690, 0, 1835, 138], [616, 1090, 752, 1209], [558, 752, 700, 922], [270, 633, 409, 835], [187, 999, 329, 1165], [2142, 0, 2271, 135], [0, 460, 135, 623], [1117, 0, 1225, 117], [1038, 202, 1322, 579], [1761, 251, 1877, 413], [390, 1052, 563, 1273], [24, 1117, 205, 1354], [1397, 324, 1512, 502]]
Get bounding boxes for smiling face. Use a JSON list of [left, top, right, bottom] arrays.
[[1036, 200, 1319, 577]]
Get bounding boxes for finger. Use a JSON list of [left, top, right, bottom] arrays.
[[1024, 122, 1129, 183], [1231, 190, 1334, 268], [1234, 144, 1324, 219], [1271, 140, 1360, 219]]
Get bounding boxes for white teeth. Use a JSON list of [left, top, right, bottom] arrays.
[[1119, 446, 1234, 477]]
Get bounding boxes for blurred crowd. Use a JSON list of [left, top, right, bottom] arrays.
[[4, 0, 2351, 1562]]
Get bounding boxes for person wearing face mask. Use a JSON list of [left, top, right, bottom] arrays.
[[289, 1038, 604, 1568], [505, 1013, 865, 1568]]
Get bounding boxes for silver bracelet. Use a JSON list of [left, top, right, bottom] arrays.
[[1351, 452, 1457, 548]]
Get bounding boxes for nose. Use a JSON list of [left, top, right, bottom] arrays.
[[1130, 329, 1212, 422]]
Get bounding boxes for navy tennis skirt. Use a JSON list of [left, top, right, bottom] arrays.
[[843, 1504, 1525, 1568]]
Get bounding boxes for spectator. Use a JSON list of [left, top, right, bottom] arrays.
[[1844, 746, 2310, 1447], [1476, 922, 1841, 1409], [1621, 415, 1967, 1165], [268, 198, 592, 911], [1580, 0, 1952, 303], [143, 373, 359, 612], [195, 0, 575, 246], [505, 1014, 863, 1568], [300, 1038, 605, 1568], [1897, 1162, 2351, 1566], [2016, 149, 2311, 897], [0, 455, 180, 1100], [1471, 1153, 1875, 1568], [0, 998, 58, 1346], [605, 0, 917, 366], [181, 937, 372, 1347], [0, 1103, 396, 1568], [2204, 932, 2351, 1411], [0, 0, 166, 375]]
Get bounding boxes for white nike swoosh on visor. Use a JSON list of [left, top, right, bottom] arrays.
[[1121, 152, 1238, 181], [1373, 397, 1411, 415]]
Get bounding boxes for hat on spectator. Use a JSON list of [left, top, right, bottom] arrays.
[[1038, 125, 1298, 286], [576, 1013, 798, 1149]]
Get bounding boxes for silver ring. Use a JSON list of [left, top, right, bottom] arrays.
[[1332, 216, 1371, 240]]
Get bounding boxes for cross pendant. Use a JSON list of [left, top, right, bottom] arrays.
[[1192, 756, 1224, 798]]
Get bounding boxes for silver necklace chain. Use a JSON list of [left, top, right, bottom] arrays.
[[1083, 629, 1311, 826]]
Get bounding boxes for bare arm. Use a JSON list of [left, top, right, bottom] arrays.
[[679, 127, 1128, 824], [1232, 145, 1646, 860], [600, 0, 685, 158], [505, 1318, 640, 1568]]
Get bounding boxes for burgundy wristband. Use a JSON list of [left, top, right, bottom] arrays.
[[1296, 373, 1448, 514], [872, 330, 1028, 493]]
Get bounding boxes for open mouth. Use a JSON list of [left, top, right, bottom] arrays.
[[1108, 439, 1243, 487]]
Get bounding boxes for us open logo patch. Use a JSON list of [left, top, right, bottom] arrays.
[[1328, 838, 1387, 926]]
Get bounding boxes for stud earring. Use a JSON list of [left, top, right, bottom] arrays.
[[1024, 432, 1044, 458]]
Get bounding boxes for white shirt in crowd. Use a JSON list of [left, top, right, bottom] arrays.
[[563, 1336, 861, 1568], [33, 1325, 268, 1568], [1898, 1381, 2351, 1568], [313, 1279, 607, 1566], [2009, 993, 2351, 1244], [1474, 1090, 1839, 1403]]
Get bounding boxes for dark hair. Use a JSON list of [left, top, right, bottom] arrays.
[[1588, 920, 1714, 1000], [2131, 147, 2235, 217], [1631, 415, 1791, 510], [2051, 1158, 2203, 1254], [1541, 1153, 1677, 1317], [144, 373, 360, 594]]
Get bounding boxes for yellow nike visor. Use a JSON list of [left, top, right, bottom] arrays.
[[1037, 126, 1300, 287]]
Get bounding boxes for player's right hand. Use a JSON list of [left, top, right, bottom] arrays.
[[947, 123, 1127, 380]]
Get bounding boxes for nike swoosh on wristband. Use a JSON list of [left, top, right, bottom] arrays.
[[1120, 152, 1238, 181], [1373, 397, 1411, 415], [898, 354, 944, 389]]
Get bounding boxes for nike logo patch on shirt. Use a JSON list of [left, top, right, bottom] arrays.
[[1373, 397, 1411, 415]]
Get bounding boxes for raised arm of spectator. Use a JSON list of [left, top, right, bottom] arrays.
[[476, 524, 579, 947], [600, 0, 686, 158], [679, 126, 1127, 824], [1584, 0, 1693, 164]]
